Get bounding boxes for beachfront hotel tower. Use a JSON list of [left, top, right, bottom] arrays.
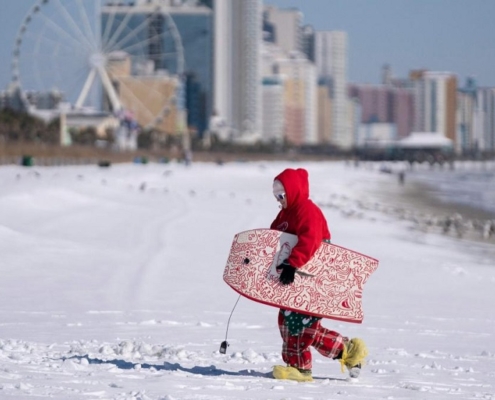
[[261, 41, 317, 146], [410, 70, 457, 146], [475, 87, 495, 152], [263, 6, 303, 54], [213, 0, 262, 140], [314, 31, 351, 149], [261, 5, 318, 145]]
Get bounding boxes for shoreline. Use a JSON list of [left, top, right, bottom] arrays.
[[381, 178, 495, 221], [368, 172, 495, 244]]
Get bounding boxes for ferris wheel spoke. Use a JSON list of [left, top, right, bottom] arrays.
[[28, 25, 88, 92], [61, 67, 92, 97], [104, 13, 160, 55], [96, 65, 121, 111], [75, 0, 98, 50], [63, 65, 97, 103], [163, 19, 184, 73], [102, 10, 135, 54], [101, 6, 118, 51], [35, 9, 92, 53], [52, 0, 94, 51], [75, 68, 97, 108], [22, 29, 86, 58], [117, 79, 158, 122], [30, 55, 88, 98], [21, 50, 87, 63], [115, 32, 167, 56], [32, 54, 88, 85]]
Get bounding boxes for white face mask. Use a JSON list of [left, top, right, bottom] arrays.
[[273, 180, 287, 208], [273, 179, 285, 195]]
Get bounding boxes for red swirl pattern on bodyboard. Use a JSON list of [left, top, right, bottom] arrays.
[[223, 229, 379, 323]]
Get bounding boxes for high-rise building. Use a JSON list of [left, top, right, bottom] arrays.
[[262, 76, 284, 143], [213, 0, 262, 139], [263, 6, 302, 54], [212, 0, 231, 135], [457, 77, 478, 154], [348, 97, 362, 147], [263, 44, 317, 146], [261, 42, 284, 143], [314, 31, 350, 149], [393, 88, 415, 139], [281, 54, 317, 145], [317, 80, 332, 144], [348, 83, 414, 139], [348, 84, 392, 123], [174, 7, 213, 136], [261, 9, 318, 146], [475, 87, 495, 152], [410, 70, 457, 144], [301, 25, 315, 63]]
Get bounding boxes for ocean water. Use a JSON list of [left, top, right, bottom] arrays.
[[409, 164, 495, 217]]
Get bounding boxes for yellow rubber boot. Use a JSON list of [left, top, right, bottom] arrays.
[[339, 338, 368, 378], [272, 365, 313, 382]]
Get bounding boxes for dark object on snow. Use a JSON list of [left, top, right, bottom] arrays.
[[21, 155, 34, 167], [98, 160, 111, 168], [219, 340, 228, 354]]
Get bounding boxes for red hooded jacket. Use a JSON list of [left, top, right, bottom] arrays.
[[270, 168, 331, 268]]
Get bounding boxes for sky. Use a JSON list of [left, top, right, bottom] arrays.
[[0, 0, 494, 92], [0, 159, 494, 398]]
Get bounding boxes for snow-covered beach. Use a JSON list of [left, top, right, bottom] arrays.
[[0, 160, 494, 399]]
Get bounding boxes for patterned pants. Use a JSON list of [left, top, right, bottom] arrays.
[[278, 312, 346, 370]]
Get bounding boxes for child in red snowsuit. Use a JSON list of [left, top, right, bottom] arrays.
[[270, 168, 367, 381]]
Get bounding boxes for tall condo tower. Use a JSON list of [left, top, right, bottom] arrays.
[[314, 31, 350, 149], [476, 87, 495, 152], [263, 6, 302, 54], [410, 70, 457, 145], [213, 0, 262, 138]]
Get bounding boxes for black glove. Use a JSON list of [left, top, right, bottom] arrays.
[[277, 260, 296, 285]]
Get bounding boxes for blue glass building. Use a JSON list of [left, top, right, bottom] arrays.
[[171, 10, 213, 137], [101, 3, 213, 137]]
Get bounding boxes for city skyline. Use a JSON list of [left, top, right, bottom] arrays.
[[0, 0, 493, 154], [265, 0, 495, 88], [1, 0, 494, 91]]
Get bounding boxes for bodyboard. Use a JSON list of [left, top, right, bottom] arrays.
[[223, 229, 379, 323]]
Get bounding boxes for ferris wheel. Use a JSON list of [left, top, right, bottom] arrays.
[[11, 0, 185, 129]]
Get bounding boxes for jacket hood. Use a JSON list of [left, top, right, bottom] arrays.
[[273, 168, 309, 208]]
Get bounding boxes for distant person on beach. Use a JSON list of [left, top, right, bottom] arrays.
[[270, 168, 368, 382]]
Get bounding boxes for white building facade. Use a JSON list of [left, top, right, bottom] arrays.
[[261, 40, 317, 145], [411, 71, 457, 146], [314, 31, 350, 149], [263, 6, 302, 54], [213, 0, 262, 139], [212, 0, 232, 135], [262, 76, 284, 143], [475, 87, 495, 152]]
